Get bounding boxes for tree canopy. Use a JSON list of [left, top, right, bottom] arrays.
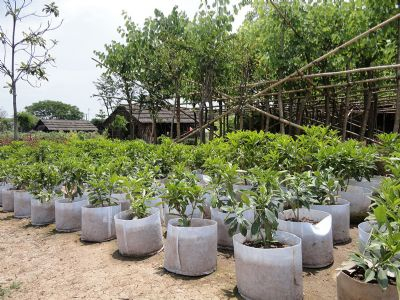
[[0, 0, 61, 139], [94, 0, 399, 142], [25, 100, 84, 120]]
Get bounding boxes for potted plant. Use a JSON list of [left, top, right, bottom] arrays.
[[278, 171, 334, 268], [0, 161, 12, 208], [28, 163, 62, 226], [225, 168, 303, 300], [310, 169, 350, 244], [114, 176, 163, 257], [317, 140, 377, 222], [81, 166, 122, 242], [209, 165, 261, 249], [162, 169, 217, 276], [162, 164, 203, 224], [337, 200, 400, 299], [9, 163, 33, 218], [55, 158, 89, 232]]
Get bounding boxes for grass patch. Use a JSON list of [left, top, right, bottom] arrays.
[[0, 281, 21, 299]]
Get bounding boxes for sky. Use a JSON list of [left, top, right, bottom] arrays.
[[0, 0, 248, 120]]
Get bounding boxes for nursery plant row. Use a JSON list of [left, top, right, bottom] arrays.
[[0, 127, 399, 300]]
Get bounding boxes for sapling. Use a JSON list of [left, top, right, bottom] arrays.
[[225, 168, 282, 248], [120, 176, 157, 219], [204, 159, 242, 208], [345, 184, 400, 294], [28, 163, 62, 203], [86, 165, 122, 207], [311, 169, 340, 205], [162, 166, 205, 227], [59, 158, 87, 201], [280, 171, 316, 222]]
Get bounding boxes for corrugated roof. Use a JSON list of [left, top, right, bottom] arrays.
[[120, 104, 195, 124], [35, 119, 98, 132]]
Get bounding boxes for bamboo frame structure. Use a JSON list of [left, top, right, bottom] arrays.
[[175, 13, 400, 144]]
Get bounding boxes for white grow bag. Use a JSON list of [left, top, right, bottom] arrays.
[[233, 231, 303, 300], [278, 208, 333, 268]]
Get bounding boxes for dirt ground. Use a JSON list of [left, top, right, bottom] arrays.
[[0, 210, 358, 300]]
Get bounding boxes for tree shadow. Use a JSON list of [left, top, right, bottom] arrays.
[[22, 223, 51, 229], [154, 266, 212, 281], [303, 262, 334, 276], [111, 249, 162, 262], [334, 238, 353, 249], [218, 248, 234, 259], [221, 286, 243, 299], [0, 215, 13, 221]]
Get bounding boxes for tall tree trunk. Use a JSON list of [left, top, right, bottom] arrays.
[[277, 85, 285, 134], [12, 14, 18, 140], [176, 93, 181, 139], [394, 8, 400, 132], [193, 104, 198, 144], [265, 97, 270, 132], [324, 81, 331, 126], [124, 81, 135, 140], [208, 99, 214, 141], [151, 117, 157, 144], [278, 25, 285, 134], [360, 85, 372, 140], [219, 100, 223, 137], [342, 67, 351, 140], [295, 91, 308, 135], [170, 98, 176, 138]]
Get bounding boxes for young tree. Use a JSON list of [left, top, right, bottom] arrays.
[[0, 0, 61, 139], [17, 111, 38, 132], [93, 73, 121, 117], [25, 100, 84, 120], [187, 0, 234, 142], [151, 7, 191, 138], [95, 36, 141, 140]]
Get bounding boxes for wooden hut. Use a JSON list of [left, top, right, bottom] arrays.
[[103, 104, 196, 141], [34, 119, 98, 132]]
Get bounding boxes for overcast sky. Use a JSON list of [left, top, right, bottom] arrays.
[[0, 0, 247, 120]]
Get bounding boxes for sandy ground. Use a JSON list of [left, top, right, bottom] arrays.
[[0, 210, 358, 300]]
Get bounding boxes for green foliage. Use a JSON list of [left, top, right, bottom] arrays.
[[120, 175, 157, 219], [350, 176, 400, 293], [225, 168, 281, 248], [280, 171, 317, 221], [310, 169, 340, 205], [86, 165, 122, 207], [59, 157, 88, 200], [27, 163, 62, 203], [109, 115, 128, 133], [162, 166, 206, 227], [17, 112, 38, 132], [25, 100, 84, 120]]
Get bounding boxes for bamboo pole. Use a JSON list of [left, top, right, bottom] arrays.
[[238, 64, 400, 89], [252, 14, 400, 98], [246, 104, 304, 131], [175, 106, 239, 143]]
